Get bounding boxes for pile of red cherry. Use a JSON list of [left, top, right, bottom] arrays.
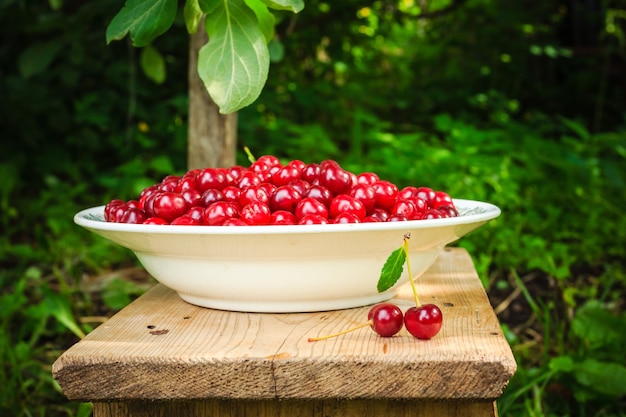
[[104, 155, 459, 226]]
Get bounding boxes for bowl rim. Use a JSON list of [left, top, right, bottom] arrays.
[[74, 198, 500, 236]]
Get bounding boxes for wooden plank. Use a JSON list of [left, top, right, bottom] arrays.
[[93, 399, 498, 417], [53, 248, 516, 402]]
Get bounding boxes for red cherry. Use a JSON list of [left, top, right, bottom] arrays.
[[269, 210, 297, 225], [143, 217, 168, 225], [201, 189, 224, 207], [387, 214, 408, 222], [437, 205, 459, 217], [329, 194, 366, 220], [302, 185, 333, 207], [295, 197, 329, 221], [404, 304, 443, 340], [222, 218, 248, 226], [138, 186, 159, 210], [104, 199, 125, 221], [288, 179, 310, 195], [240, 201, 272, 225], [423, 209, 445, 219], [298, 214, 329, 225], [414, 187, 436, 206], [308, 303, 404, 342], [170, 216, 201, 225], [398, 186, 419, 199], [257, 182, 277, 197], [390, 199, 418, 220], [203, 201, 240, 226], [255, 154, 282, 169], [271, 165, 301, 186], [152, 192, 189, 222], [228, 165, 247, 182], [288, 159, 306, 172], [185, 206, 205, 222], [181, 189, 202, 207], [221, 186, 241, 204], [349, 184, 376, 213], [159, 175, 179, 192], [319, 161, 352, 195], [431, 191, 454, 209], [195, 168, 228, 192], [368, 303, 405, 337], [372, 180, 399, 210], [369, 208, 390, 222], [175, 176, 197, 193], [238, 186, 270, 207], [332, 212, 361, 224], [356, 172, 379, 186], [236, 171, 262, 189], [120, 207, 147, 224], [301, 163, 320, 183], [269, 186, 302, 213]]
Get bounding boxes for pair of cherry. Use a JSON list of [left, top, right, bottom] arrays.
[[308, 302, 443, 342]]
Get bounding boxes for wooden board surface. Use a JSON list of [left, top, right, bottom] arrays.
[[53, 248, 516, 402]]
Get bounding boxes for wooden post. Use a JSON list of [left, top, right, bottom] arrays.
[[187, 23, 237, 169]]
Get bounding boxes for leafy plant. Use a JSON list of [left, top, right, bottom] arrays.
[[106, 0, 304, 113]]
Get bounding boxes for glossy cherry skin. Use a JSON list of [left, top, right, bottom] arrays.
[[295, 197, 329, 220], [302, 185, 333, 207], [240, 201, 272, 225], [372, 180, 399, 210], [368, 303, 404, 337], [349, 184, 376, 213], [269, 210, 297, 225], [404, 304, 443, 340], [152, 192, 189, 222], [318, 160, 352, 195], [203, 202, 240, 226], [195, 168, 228, 192], [329, 194, 366, 219], [269, 186, 302, 212]]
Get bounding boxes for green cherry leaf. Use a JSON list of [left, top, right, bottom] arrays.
[[377, 246, 406, 293], [261, 0, 304, 13], [245, 0, 276, 43], [140, 45, 166, 84], [183, 0, 204, 34], [106, 0, 177, 47], [199, 0, 270, 114]]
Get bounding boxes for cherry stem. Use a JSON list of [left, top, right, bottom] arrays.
[[243, 146, 256, 164], [403, 234, 421, 307], [307, 320, 373, 342]]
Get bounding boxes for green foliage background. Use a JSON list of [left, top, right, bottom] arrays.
[[1, 0, 625, 416]]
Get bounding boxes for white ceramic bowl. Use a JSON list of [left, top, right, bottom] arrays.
[[75, 199, 500, 312]]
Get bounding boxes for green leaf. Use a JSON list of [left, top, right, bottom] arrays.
[[548, 355, 575, 372], [140, 45, 166, 84], [269, 38, 285, 62], [199, 0, 270, 114], [184, 0, 203, 34], [41, 287, 86, 340], [18, 39, 64, 78], [574, 359, 626, 398], [106, 0, 177, 47], [199, 0, 220, 13], [261, 0, 304, 13], [245, 0, 276, 43], [571, 301, 625, 348], [377, 246, 406, 293]]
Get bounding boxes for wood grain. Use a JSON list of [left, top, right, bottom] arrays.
[[53, 248, 516, 403], [93, 398, 498, 417]]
